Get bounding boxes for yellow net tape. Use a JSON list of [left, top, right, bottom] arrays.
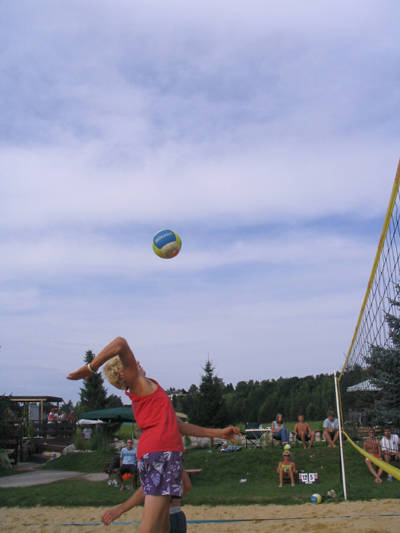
[[338, 160, 400, 382], [344, 431, 400, 481]]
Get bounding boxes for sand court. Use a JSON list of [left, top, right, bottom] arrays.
[[1, 499, 399, 533]]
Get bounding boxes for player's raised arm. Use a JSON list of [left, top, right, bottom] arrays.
[[67, 337, 139, 389], [176, 418, 241, 442]]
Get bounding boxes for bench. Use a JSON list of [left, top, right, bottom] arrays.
[[185, 468, 203, 481]]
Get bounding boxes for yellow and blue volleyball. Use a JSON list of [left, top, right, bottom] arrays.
[[152, 229, 182, 259], [310, 493, 322, 504], [284, 444, 291, 451]]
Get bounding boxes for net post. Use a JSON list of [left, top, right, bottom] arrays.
[[334, 372, 348, 501]]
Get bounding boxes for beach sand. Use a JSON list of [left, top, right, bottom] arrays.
[[0, 499, 399, 532]]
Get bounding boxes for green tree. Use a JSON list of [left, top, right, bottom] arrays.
[[192, 360, 229, 427], [105, 394, 123, 408], [79, 350, 108, 412], [0, 395, 15, 441], [366, 297, 400, 426]]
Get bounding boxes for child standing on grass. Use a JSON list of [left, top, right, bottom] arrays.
[[277, 450, 297, 487], [67, 337, 240, 533], [101, 470, 192, 532]]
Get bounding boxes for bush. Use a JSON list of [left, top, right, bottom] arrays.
[[73, 428, 90, 451], [0, 449, 12, 470], [90, 430, 112, 453]]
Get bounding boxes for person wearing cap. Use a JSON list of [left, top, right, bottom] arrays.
[[277, 450, 297, 488]]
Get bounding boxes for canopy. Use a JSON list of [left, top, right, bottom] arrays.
[[80, 406, 134, 422], [346, 379, 381, 392], [76, 418, 104, 425]]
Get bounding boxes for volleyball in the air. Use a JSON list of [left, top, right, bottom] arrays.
[[310, 493, 322, 504], [152, 229, 182, 259], [284, 444, 291, 451]]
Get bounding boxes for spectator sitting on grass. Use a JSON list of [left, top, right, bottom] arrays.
[[294, 415, 315, 449], [277, 450, 297, 488], [323, 411, 339, 448], [119, 438, 137, 491], [271, 413, 290, 445], [381, 428, 400, 474], [363, 429, 383, 484]]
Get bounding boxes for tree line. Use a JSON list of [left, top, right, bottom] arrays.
[[169, 361, 337, 427]]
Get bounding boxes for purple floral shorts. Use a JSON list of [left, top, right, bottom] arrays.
[[138, 451, 183, 497]]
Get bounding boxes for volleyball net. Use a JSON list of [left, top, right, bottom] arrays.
[[337, 160, 400, 481]]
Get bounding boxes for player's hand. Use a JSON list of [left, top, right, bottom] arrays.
[[101, 507, 122, 526], [221, 426, 241, 442], [67, 365, 93, 381]]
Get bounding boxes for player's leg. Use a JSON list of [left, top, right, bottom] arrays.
[[170, 508, 187, 533], [138, 495, 170, 533], [309, 431, 315, 448], [278, 469, 283, 487], [332, 430, 339, 445], [289, 469, 295, 487]]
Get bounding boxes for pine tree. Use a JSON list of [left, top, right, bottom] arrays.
[[79, 350, 108, 411], [365, 296, 400, 426], [193, 360, 229, 427]]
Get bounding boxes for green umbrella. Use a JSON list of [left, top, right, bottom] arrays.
[[80, 406, 134, 422]]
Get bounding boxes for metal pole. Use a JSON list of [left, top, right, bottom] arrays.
[[334, 372, 348, 500]]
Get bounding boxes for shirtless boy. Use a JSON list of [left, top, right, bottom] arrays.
[[363, 429, 382, 483], [294, 415, 315, 449]]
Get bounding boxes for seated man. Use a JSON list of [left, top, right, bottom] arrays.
[[323, 411, 339, 448], [294, 415, 315, 449], [119, 438, 137, 491], [363, 429, 382, 483], [277, 450, 297, 488], [381, 428, 400, 476]]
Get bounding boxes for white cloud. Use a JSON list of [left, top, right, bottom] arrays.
[[0, 0, 399, 400]]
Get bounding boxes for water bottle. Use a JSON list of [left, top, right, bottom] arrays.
[[388, 475, 393, 482]]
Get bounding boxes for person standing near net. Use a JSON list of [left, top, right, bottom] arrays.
[[67, 337, 240, 533], [363, 429, 383, 483], [323, 411, 339, 448], [101, 470, 192, 532]]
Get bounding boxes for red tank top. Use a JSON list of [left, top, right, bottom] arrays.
[[126, 379, 183, 460]]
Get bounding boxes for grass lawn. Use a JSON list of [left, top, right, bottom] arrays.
[[0, 443, 399, 507], [41, 450, 112, 473], [0, 468, 19, 477]]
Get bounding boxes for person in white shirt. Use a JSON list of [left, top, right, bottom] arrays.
[[380, 428, 400, 466], [323, 411, 339, 448], [82, 426, 93, 440]]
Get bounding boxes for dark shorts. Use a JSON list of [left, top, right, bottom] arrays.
[[120, 464, 136, 476], [138, 451, 183, 497], [296, 433, 311, 441], [384, 453, 399, 462], [170, 509, 187, 533]]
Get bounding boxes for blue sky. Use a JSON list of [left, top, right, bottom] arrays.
[[1, 1, 399, 403]]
